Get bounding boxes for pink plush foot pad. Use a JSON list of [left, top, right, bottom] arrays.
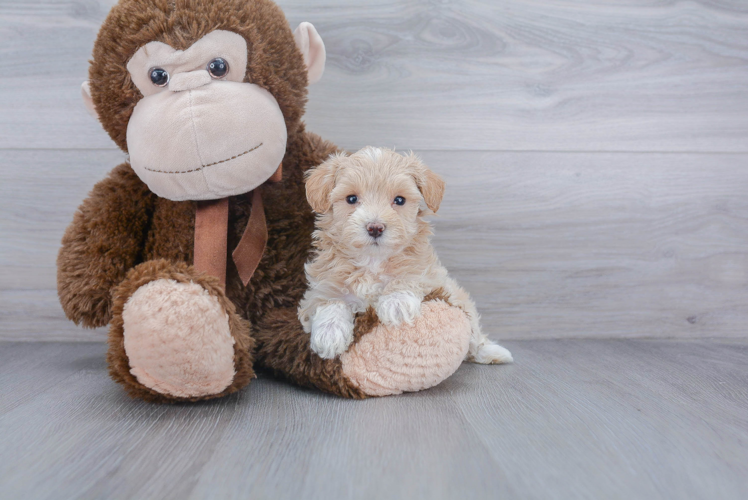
[[340, 300, 471, 396], [122, 278, 236, 398]]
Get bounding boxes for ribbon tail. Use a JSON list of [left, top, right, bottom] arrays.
[[232, 189, 268, 286], [194, 198, 230, 289]]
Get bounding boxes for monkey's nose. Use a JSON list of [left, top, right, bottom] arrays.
[[366, 223, 385, 239], [168, 70, 212, 92]]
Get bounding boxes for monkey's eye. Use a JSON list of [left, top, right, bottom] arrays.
[[394, 196, 406, 206], [207, 58, 229, 79], [346, 195, 358, 204], [149, 68, 169, 87]]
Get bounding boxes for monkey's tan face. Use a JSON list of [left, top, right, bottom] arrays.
[[125, 30, 287, 201]]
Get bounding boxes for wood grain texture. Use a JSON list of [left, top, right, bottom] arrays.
[[0, 340, 746, 499], [0, 149, 122, 340], [1, 0, 747, 151], [423, 150, 748, 339], [3, 149, 747, 341]]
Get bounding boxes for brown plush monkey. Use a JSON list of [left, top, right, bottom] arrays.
[[58, 0, 475, 403]]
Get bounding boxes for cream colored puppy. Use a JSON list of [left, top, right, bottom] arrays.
[[298, 147, 513, 364]]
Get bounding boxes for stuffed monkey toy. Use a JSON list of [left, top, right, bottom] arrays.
[[58, 0, 475, 403]]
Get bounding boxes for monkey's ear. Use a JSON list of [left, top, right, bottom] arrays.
[[409, 155, 446, 213], [293, 22, 326, 85], [305, 153, 347, 213], [81, 81, 98, 119]]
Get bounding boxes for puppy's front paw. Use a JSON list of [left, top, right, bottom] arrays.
[[376, 291, 422, 327], [310, 302, 354, 359], [473, 342, 513, 364]]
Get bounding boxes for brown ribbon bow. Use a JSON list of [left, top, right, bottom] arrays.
[[193, 164, 282, 289]]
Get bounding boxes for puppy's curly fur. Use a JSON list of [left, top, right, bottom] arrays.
[[299, 147, 513, 364]]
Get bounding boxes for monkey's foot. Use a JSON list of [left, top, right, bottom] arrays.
[[108, 260, 254, 403], [340, 299, 471, 397]]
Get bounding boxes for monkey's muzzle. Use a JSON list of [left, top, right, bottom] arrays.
[[126, 81, 287, 202]]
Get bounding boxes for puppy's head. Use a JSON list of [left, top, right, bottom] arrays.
[[305, 147, 445, 258]]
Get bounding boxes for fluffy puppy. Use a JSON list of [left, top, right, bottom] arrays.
[[298, 147, 513, 364]]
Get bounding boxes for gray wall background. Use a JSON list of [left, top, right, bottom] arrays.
[[1, 0, 747, 341]]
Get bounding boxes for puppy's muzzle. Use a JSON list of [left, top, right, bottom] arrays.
[[366, 223, 385, 239]]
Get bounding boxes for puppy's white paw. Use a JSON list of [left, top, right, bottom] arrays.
[[376, 291, 422, 327], [310, 302, 354, 359], [473, 342, 513, 364]]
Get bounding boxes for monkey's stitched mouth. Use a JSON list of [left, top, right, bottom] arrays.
[[142, 143, 263, 174]]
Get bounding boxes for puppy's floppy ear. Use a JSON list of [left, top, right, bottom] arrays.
[[408, 154, 446, 213], [305, 152, 347, 213]]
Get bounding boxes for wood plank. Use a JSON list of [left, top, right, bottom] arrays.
[[0, 341, 105, 415], [0, 149, 122, 341], [3, 149, 747, 340], [0, 340, 746, 499], [1, 0, 747, 152], [449, 339, 748, 500], [422, 150, 748, 340]]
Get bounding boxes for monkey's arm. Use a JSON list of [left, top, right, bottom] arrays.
[[57, 163, 155, 328]]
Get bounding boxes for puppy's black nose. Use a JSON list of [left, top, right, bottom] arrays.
[[367, 223, 385, 238]]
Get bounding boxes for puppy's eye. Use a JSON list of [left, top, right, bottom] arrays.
[[393, 196, 406, 206], [346, 195, 358, 204], [149, 68, 169, 87], [207, 58, 229, 79]]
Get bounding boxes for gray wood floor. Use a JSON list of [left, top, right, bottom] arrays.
[[1, 340, 746, 500]]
